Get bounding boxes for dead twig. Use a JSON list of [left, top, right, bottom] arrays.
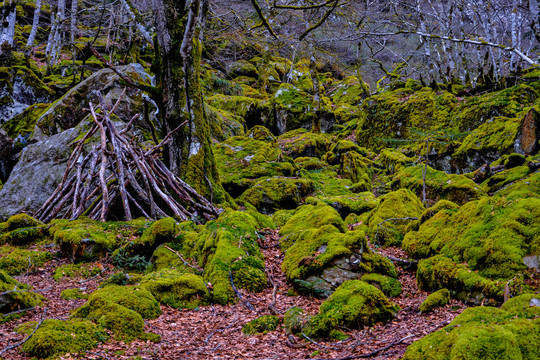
[[0, 307, 47, 356], [163, 245, 203, 273], [229, 271, 255, 311]]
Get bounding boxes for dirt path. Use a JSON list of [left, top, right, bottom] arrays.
[[0, 232, 467, 360]]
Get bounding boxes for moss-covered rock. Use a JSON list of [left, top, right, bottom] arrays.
[[50, 218, 148, 262], [402, 194, 540, 279], [338, 151, 372, 186], [18, 319, 108, 359], [306, 280, 400, 338], [299, 167, 354, 198], [279, 203, 347, 251], [406, 199, 459, 232], [141, 269, 210, 309], [205, 104, 245, 141], [206, 94, 270, 129], [307, 192, 377, 218], [366, 189, 424, 246], [227, 60, 260, 79], [214, 135, 293, 198], [278, 129, 333, 159], [391, 165, 486, 205], [126, 217, 178, 257], [283, 306, 311, 335], [0, 246, 52, 275], [416, 255, 503, 304], [360, 273, 402, 297], [3, 213, 42, 231], [419, 288, 450, 313], [403, 294, 540, 360], [179, 209, 268, 304], [0, 270, 43, 314], [242, 315, 281, 335], [330, 75, 369, 106], [481, 164, 532, 193], [72, 285, 161, 341], [239, 176, 314, 214]]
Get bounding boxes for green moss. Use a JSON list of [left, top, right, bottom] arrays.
[[278, 129, 334, 159], [379, 149, 415, 174], [338, 151, 372, 186], [403, 194, 540, 279], [282, 226, 365, 281], [482, 165, 531, 193], [205, 104, 245, 141], [53, 263, 102, 281], [283, 306, 311, 335], [306, 192, 377, 218], [242, 315, 281, 335], [416, 255, 503, 303], [299, 168, 353, 197], [271, 209, 294, 228], [358, 251, 398, 278], [360, 273, 402, 297], [392, 165, 486, 205], [324, 141, 368, 165], [141, 269, 210, 309], [247, 125, 277, 143], [183, 209, 268, 304], [18, 319, 108, 359], [60, 288, 89, 300], [306, 280, 400, 338], [231, 256, 267, 292], [403, 295, 540, 360], [1, 103, 49, 138], [330, 75, 369, 106], [0, 226, 47, 246], [127, 217, 178, 257], [0, 246, 52, 275], [72, 285, 161, 341], [279, 203, 347, 251], [406, 199, 459, 232], [214, 135, 294, 198], [239, 176, 314, 214], [419, 288, 450, 313], [366, 189, 424, 246], [0, 270, 43, 315], [206, 94, 270, 127]]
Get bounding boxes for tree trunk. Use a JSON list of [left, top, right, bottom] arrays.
[[26, 0, 42, 48], [154, 0, 228, 204], [0, 0, 17, 55]]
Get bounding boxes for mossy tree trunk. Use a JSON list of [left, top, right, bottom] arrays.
[[154, 0, 227, 205]]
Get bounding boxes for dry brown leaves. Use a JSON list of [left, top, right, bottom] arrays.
[[0, 232, 467, 360]]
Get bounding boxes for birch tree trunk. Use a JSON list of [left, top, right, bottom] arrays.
[[26, 0, 42, 48], [0, 0, 17, 55], [71, 0, 78, 44]]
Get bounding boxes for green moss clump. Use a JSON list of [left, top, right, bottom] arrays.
[[231, 256, 267, 293], [272, 209, 295, 228], [185, 209, 268, 304], [2, 103, 49, 138], [278, 129, 334, 159], [18, 319, 108, 358], [366, 189, 424, 246], [418, 288, 450, 313], [127, 217, 178, 257], [0, 270, 43, 315], [141, 270, 210, 309], [306, 192, 377, 218], [406, 199, 459, 232], [416, 255, 503, 304], [242, 315, 282, 335], [299, 167, 354, 197], [53, 263, 102, 281], [403, 194, 540, 279], [403, 294, 540, 360], [279, 203, 347, 251], [282, 226, 364, 281], [306, 280, 399, 338], [392, 165, 486, 205], [72, 285, 161, 341], [0, 246, 52, 275], [283, 306, 311, 335], [3, 214, 42, 231], [239, 176, 314, 214], [60, 288, 89, 300], [360, 273, 402, 297], [214, 135, 293, 198], [482, 165, 531, 193], [338, 151, 372, 187]]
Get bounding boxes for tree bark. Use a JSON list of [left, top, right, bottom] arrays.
[[26, 0, 42, 48], [0, 0, 17, 54]]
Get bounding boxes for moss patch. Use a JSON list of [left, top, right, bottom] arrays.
[[242, 315, 281, 335], [18, 319, 108, 359], [306, 280, 400, 338], [0, 246, 52, 275], [141, 269, 210, 309], [0, 270, 43, 315], [403, 294, 540, 360], [53, 263, 102, 281], [360, 273, 402, 297], [419, 288, 450, 313]]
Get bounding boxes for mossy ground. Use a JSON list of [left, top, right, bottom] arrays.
[[404, 293, 540, 360], [242, 315, 281, 335], [0, 246, 51, 275]]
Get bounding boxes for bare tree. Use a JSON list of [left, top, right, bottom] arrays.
[[0, 0, 17, 55]]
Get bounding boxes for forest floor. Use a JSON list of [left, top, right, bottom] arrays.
[[0, 230, 467, 360]]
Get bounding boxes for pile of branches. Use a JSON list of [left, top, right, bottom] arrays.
[[35, 90, 219, 223]]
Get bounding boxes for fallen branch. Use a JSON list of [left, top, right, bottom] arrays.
[[0, 306, 36, 318], [229, 271, 255, 311], [163, 245, 203, 272], [0, 307, 47, 356]]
